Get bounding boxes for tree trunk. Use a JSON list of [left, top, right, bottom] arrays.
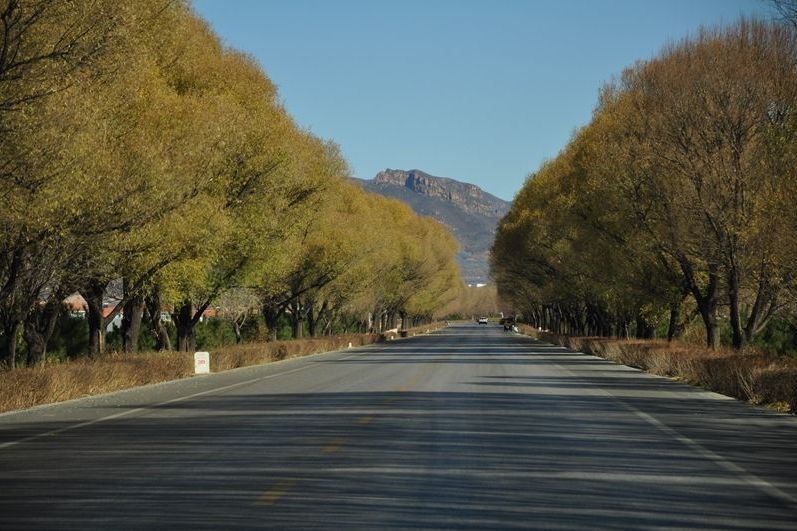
[[728, 267, 746, 349], [577, 307, 587, 336], [1, 321, 21, 369], [82, 280, 106, 357], [263, 304, 280, 342], [620, 318, 630, 339], [697, 299, 720, 350], [146, 288, 171, 351], [307, 305, 317, 338], [742, 276, 777, 345], [23, 298, 61, 366], [233, 321, 243, 344], [173, 302, 196, 352], [667, 300, 681, 342], [122, 294, 145, 353], [291, 303, 304, 340], [681, 259, 720, 349], [635, 314, 655, 339], [23, 319, 47, 366], [310, 301, 329, 338]]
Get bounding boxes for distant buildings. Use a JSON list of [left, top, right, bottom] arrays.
[[62, 293, 216, 333]]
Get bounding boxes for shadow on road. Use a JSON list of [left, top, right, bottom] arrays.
[[0, 329, 795, 529]]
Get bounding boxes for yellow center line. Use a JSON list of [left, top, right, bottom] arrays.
[[322, 437, 347, 454], [258, 478, 299, 506], [396, 364, 436, 393], [257, 365, 436, 508]]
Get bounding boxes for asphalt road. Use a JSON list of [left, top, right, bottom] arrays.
[[0, 323, 796, 529]]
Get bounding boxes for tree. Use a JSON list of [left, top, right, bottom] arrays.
[[0, 0, 138, 366], [492, 19, 797, 349], [216, 288, 260, 344]]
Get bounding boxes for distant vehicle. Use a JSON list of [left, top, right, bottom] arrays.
[[500, 317, 515, 331], [478, 317, 488, 324]]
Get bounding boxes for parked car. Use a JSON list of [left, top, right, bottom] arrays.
[[478, 317, 489, 324]]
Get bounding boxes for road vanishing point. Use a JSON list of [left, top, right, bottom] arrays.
[[1, 324, 796, 529]]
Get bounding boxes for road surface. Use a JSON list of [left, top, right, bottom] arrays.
[[0, 323, 796, 529]]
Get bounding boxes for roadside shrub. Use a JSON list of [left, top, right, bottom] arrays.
[[537, 332, 797, 413], [195, 318, 237, 349], [0, 332, 390, 413], [47, 315, 89, 360]]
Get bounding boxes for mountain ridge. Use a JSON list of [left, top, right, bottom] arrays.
[[354, 169, 510, 284]]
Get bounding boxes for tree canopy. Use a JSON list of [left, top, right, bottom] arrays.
[[0, 0, 462, 366], [491, 19, 797, 349]]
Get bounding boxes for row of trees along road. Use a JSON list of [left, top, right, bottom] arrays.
[[491, 18, 797, 350], [0, 0, 462, 368]]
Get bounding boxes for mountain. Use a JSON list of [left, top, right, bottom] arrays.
[[354, 169, 510, 285]]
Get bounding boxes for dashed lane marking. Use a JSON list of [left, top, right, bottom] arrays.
[[322, 437, 347, 455], [396, 363, 436, 393], [258, 478, 300, 506]]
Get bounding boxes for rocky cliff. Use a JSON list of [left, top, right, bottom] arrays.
[[372, 169, 508, 218], [355, 169, 510, 285]]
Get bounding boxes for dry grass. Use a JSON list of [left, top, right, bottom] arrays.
[[0, 352, 193, 414], [534, 332, 797, 413], [209, 334, 383, 372], [381, 321, 447, 340], [516, 324, 540, 339], [0, 324, 448, 414], [0, 333, 387, 414]]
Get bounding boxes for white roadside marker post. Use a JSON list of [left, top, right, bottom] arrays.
[[194, 351, 210, 375]]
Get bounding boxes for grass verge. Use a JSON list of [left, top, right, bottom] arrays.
[[520, 327, 797, 413], [0, 334, 380, 414], [0, 324, 444, 414]]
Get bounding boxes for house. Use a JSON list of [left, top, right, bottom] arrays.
[[62, 293, 218, 329]]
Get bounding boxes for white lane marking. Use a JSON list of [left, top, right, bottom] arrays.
[[0, 359, 329, 451], [239, 465, 797, 488], [0, 342, 390, 421], [0, 341, 388, 450], [539, 344, 797, 508], [628, 407, 797, 506]]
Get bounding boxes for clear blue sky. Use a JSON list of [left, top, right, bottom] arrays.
[[192, 0, 772, 201]]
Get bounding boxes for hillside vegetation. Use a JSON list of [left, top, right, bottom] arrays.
[[356, 169, 509, 285], [0, 1, 462, 370]]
